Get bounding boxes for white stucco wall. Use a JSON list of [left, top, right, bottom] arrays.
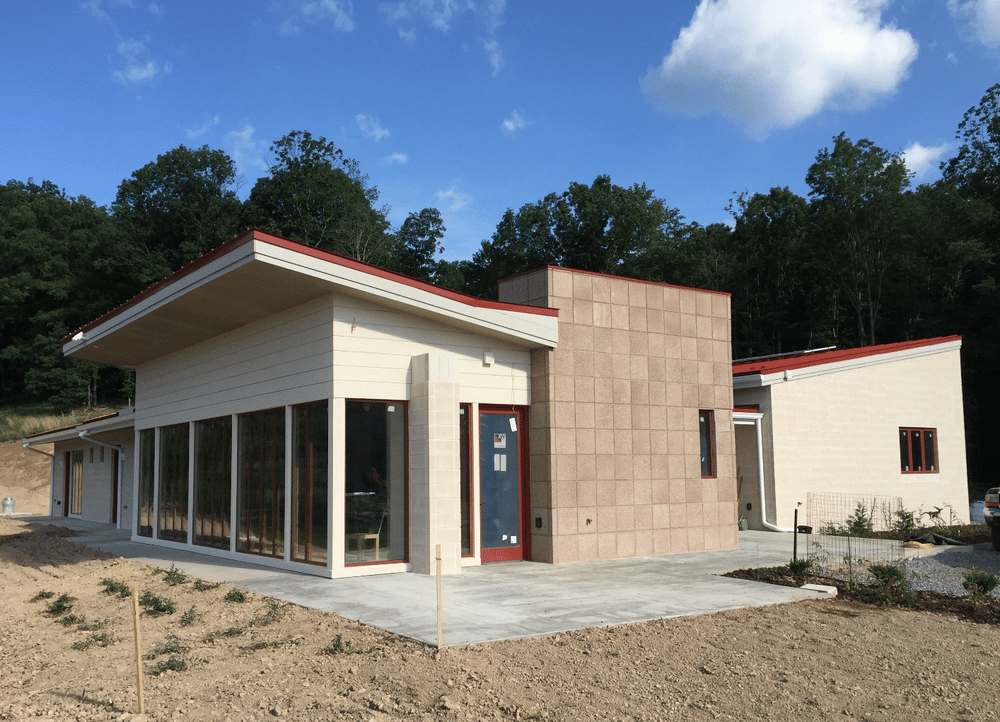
[[735, 346, 969, 529]]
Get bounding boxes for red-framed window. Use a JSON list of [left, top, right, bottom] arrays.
[[900, 428, 937, 473], [699, 410, 716, 479]]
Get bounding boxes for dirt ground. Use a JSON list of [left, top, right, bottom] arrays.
[[2, 441, 1000, 721]]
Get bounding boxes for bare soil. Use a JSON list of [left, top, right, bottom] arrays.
[[3, 441, 1000, 721]]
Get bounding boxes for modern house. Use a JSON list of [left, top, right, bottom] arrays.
[[23, 229, 737, 577], [732, 337, 970, 530]]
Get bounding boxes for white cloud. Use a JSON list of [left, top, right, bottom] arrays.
[[640, 0, 919, 139], [948, 0, 1000, 47], [82, 0, 133, 20], [356, 114, 390, 141], [185, 114, 221, 140], [437, 186, 470, 212], [381, 0, 506, 74], [383, 152, 409, 164], [501, 110, 527, 137], [901, 141, 950, 178], [113, 38, 170, 84], [147, 2, 163, 16], [226, 123, 269, 179], [281, 0, 354, 35]]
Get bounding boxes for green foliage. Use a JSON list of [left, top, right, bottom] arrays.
[[856, 563, 912, 606], [180, 607, 198, 626], [99, 578, 131, 598], [71, 632, 115, 651], [31, 590, 55, 601], [147, 634, 185, 659], [45, 594, 74, 616], [58, 614, 86, 627], [138, 590, 176, 615], [147, 656, 188, 676], [963, 568, 999, 600], [193, 579, 221, 592], [786, 558, 813, 577], [322, 634, 352, 654], [391, 207, 446, 282], [891, 508, 920, 538], [223, 588, 248, 604], [155, 564, 188, 586]]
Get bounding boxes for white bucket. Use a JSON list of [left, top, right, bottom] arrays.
[[1, 497, 13, 515]]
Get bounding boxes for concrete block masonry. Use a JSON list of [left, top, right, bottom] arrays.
[[800, 583, 837, 596]]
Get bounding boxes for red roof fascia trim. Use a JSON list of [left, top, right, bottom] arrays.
[[24, 411, 122, 439], [63, 229, 558, 344], [733, 404, 760, 413], [500, 265, 731, 298], [732, 335, 961, 377]]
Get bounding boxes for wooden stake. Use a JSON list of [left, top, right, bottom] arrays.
[[132, 587, 145, 714], [436, 544, 443, 650]]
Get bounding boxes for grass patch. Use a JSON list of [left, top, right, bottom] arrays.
[[31, 590, 55, 602], [180, 606, 198, 626], [245, 639, 300, 651], [58, 614, 87, 627], [147, 634, 186, 659], [322, 634, 352, 655], [138, 590, 176, 615], [193, 579, 221, 592], [154, 565, 188, 586], [1, 403, 120, 443]]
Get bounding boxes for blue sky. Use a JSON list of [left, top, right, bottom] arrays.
[[3, 1, 999, 261]]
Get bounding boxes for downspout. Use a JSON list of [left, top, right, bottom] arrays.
[[79, 430, 125, 529], [22, 440, 54, 458], [755, 416, 793, 533]]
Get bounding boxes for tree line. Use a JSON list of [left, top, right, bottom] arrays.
[[2, 86, 998, 488]]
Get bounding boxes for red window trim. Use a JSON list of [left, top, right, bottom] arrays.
[[699, 410, 716, 479], [899, 427, 938, 474]]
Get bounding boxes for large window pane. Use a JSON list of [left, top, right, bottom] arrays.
[[292, 401, 328, 565], [138, 429, 154, 537], [237, 409, 285, 558], [158, 423, 189, 542], [194, 416, 232, 550], [345, 401, 406, 564]]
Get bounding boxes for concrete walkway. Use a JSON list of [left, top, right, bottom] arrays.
[[21, 516, 831, 646]]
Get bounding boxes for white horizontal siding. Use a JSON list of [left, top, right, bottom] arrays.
[[136, 297, 334, 428]]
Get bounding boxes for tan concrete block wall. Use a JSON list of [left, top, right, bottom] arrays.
[[501, 268, 738, 563]]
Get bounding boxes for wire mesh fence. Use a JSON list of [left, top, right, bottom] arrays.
[[804, 492, 904, 577]]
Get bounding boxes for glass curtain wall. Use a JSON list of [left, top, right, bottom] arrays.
[[344, 401, 406, 564], [237, 408, 285, 558], [194, 416, 232, 549], [137, 429, 154, 537], [292, 401, 328, 565], [158, 423, 190, 542]]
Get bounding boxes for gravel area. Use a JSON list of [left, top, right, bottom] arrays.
[[904, 542, 1000, 596]]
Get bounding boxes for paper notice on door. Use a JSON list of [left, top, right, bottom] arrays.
[[494, 453, 506, 472], [510, 536, 517, 544], [493, 433, 506, 449], [509, 417, 517, 432]]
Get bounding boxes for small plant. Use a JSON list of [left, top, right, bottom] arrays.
[[155, 565, 189, 586], [322, 634, 352, 654], [100, 578, 131, 598], [251, 600, 284, 627], [147, 634, 185, 659], [787, 558, 813, 577], [58, 614, 87, 627], [224, 588, 248, 603], [78, 619, 107, 632], [180, 606, 198, 626], [45, 594, 74, 616], [963, 568, 1000, 601], [31, 590, 55, 601], [845, 502, 875, 537], [72, 632, 115, 651], [891, 508, 920, 538], [148, 656, 188, 676], [138, 590, 176, 615], [869, 563, 909, 591], [193, 579, 220, 592]]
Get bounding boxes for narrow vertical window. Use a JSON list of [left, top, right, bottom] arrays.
[[158, 423, 189, 542], [699, 410, 716, 479], [68, 450, 84, 515], [292, 401, 328, 565], [460, 404, 472, 556], [137, 429, 155, 537], [345, 401, 407, 564], [194, 416, 232, 549], [900, 428, 938, 474], [237, 408, 285, 558]]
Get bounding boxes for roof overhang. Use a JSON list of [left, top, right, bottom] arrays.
[[63, 231, 559, 369], [733, 337, 962, 390], [23, 409, 135, 446]]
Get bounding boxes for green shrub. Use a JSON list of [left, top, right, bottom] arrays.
[[963, 568, 999, 600], [180, 607, 198, 626], [891, 508, 920, 538], [845, 502, 875, 537], [322, 634, 352, 655], [45, 594, 74, 616], [31, 590, 55, 601], [147, 634, 185, 659], [148, 656, 188, 676], [193, 579, 220, 592], [58, 614, 86, 627], [155, 565, 188, 586], [787, 558, 813, 577], [99, 578, 131, 598], [71, 632, 115, 651], [223, 588, 248, 603], [138, 590, 176, 615]]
